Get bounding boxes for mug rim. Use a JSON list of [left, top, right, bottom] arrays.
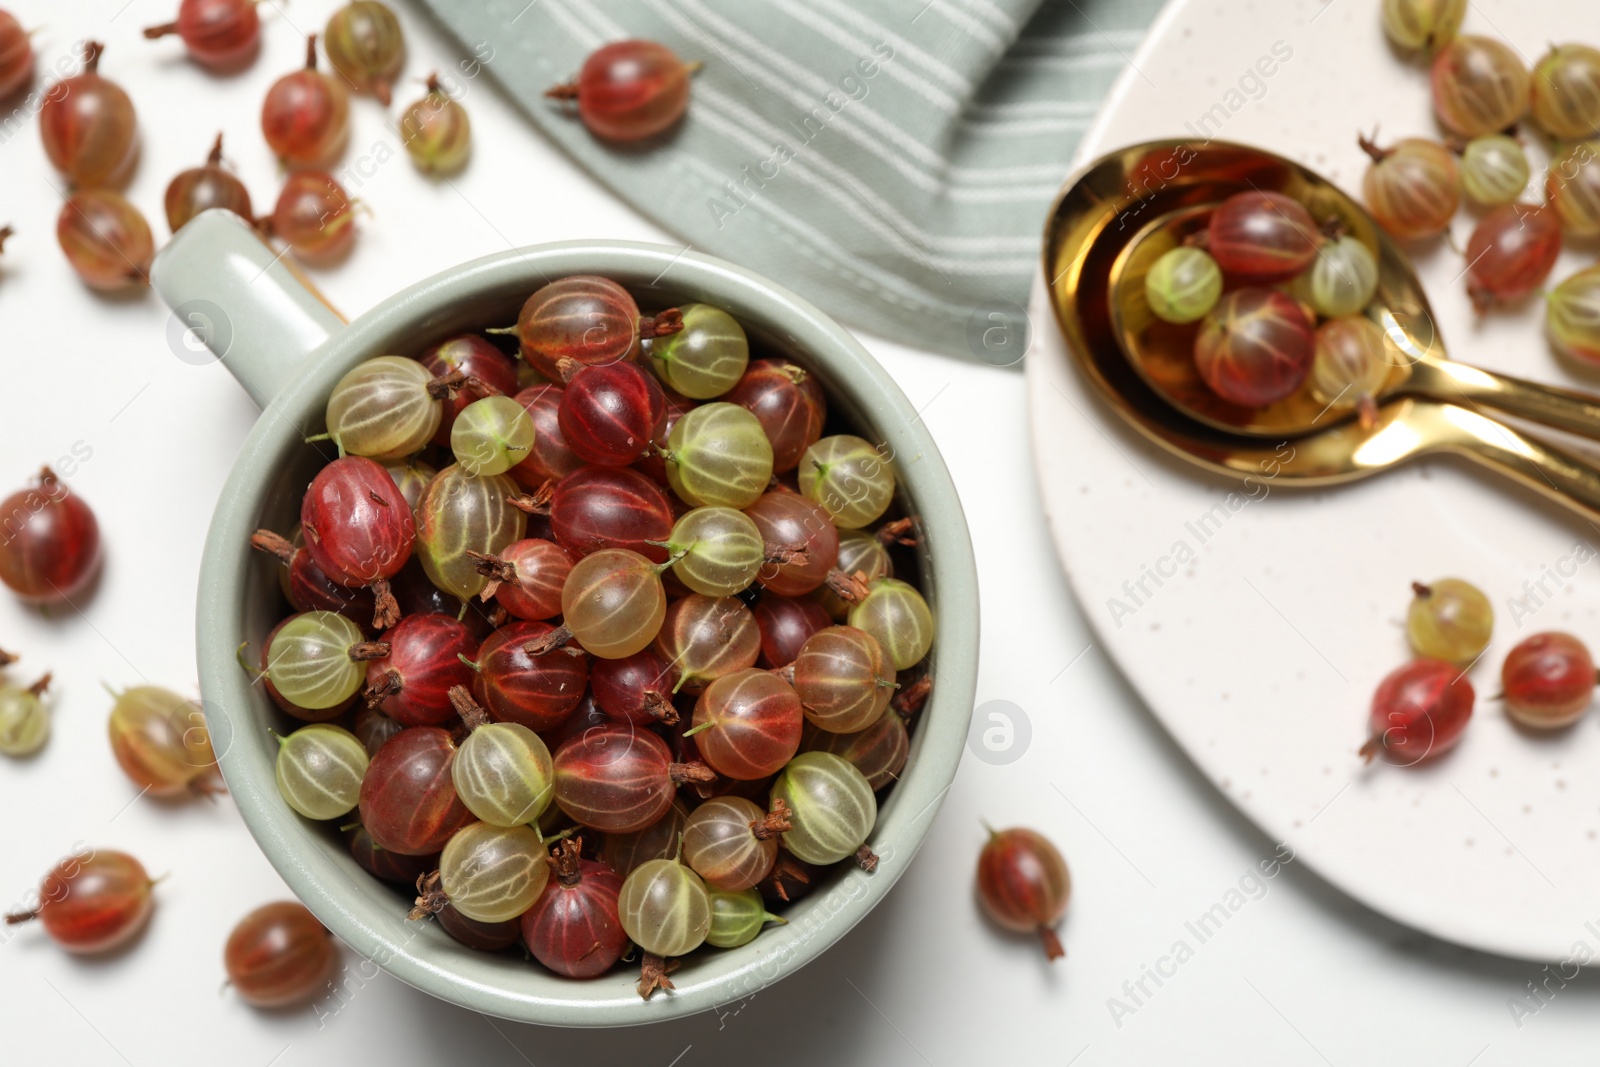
[[196, 239, 979, 1027]]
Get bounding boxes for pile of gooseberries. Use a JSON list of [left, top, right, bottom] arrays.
[[240, 275, 937, 996], [1142, 190, 1396, 416], [1362, 576, 1600, 765]]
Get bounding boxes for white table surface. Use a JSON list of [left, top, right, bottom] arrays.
[[1, 2, 1596, 1064]]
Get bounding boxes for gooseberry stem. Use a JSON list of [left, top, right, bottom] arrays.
[[249, 528, 296, 565], [447, 685, 488, 729], [875, 517, 918, 546], [364, 669, 403, 708], [0, 647, 17, 668], [467, 550, 518, 599], [750, 797, 791, 839]]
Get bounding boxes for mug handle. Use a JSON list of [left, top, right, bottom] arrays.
[[149, 209, 348, 408]]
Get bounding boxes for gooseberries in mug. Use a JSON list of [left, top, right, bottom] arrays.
[[275, 724, 368, 820]]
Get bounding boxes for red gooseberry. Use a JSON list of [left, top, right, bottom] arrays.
[[1361, 659, 1474, 765]]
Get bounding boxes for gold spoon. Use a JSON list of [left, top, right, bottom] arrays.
[[1042, 140, 1600, 517], [1108, 201, 1600, 440]]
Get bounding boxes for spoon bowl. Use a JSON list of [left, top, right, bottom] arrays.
[[1042, 140, 1600, 517]]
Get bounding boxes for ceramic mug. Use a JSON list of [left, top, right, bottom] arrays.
[[149, 209, 978, 1026]]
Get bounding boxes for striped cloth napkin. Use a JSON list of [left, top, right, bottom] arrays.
[[423, 0, 1166, 360]]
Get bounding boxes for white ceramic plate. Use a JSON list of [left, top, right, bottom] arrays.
[[1029, 0, 1600, 962]]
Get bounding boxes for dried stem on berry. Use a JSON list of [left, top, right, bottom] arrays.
[[466, 550, 518, 600], [853, 844, 879, 873], [669, 760, 717, 786], [408, 870, 448, 920], [426, 369, 469, 400], [506, 482, 555, 515], [639, 308, 684, 338], [249, 529, 296, 565], [824, 569, 871, 604], [0, 647, 18, 668], [347, 641, 391, 662], [893, 675, 931, 718], [1038, 926, 1065, 960], [82, 40, 104, 74], [522, 625, 573, 656], [448, 685, 489, 729], [637, 951, 678, 998], [370, 578, 400, 630], [0, 226, 13, 254], [544, 81, 579, 101], [547, 837, 584, 887], [1358, 131, 1391, 163], [751, 797, 791, 839], [1358, 736, 1382, 764], [28, 672, 52, 697], [763, 541, 810, 566], [364, 668, 402, 709], [875, 517, 918, 546]]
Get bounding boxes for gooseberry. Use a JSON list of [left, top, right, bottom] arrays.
[[1431, 35, 1529, 137], [0, 9, 33, 97], [618, 854, 711, 997], [754, 593, 833, 667], [1530, 44, 1600, 141], [108, 684, 217, 797], [1465, 202, 1561, 311], [976, 826, 1070, 961], [665, 402, 774, 509], [772, 751, 877, 869], [347, 823, 434, 885], [39, 42, 136, 187], [1307, 235, 1379, 319], [558, 359, 667, 467], [818, 526, 897, 619], [263, 611, 388, 711], [452, 395, 536, 476], [837, 575, 935, 671], [552, 723, 712, 833], [1143, 246, 1222, 324], [522, 838, 628, 978], [790, 625, 893, 734], [0, 670, 52, 757], [58, 190, 154, 291], [324, 1, 405, 105], [415, 464, 526, 601], [0, 466, 102, 605], [437, 903, 520, 951], [1205, 191, 1319, 282], [1547, 265, 1600, 365], [509, 384, 584, 487], [420, 334, 517, 445], [5, 849, 155, 953], [507, 275, 681, 380], [1360, 135, 1461, 239], [447, 686, 555, 826], [644, 302, 749, 399], [400, 73, 471, 174], [547, 40, 696, 142], [224, 902, 337, 1008], [1380, 0, 1464, 52], [802, 713, 909, 790], [1193, 288, 1315, 407], [411, 822, 548, 924], [1361, 658, 1474, 765], [589, 647, 679, 725], [685, 668, 802, 780], [251, 528, 375, 624], [1500, 632, 1596, 729], [144, 0, 260, 69], [470, 538, 573, 620], [745, 489, 840, 596], [681, 795, 790, 891], [165, 133, 253, 232], [1459, 134, 1529, 206], [705, 886, 783, 949], [799, 434, 896, 531], [358, 725, 474, 854], [654, 595, 762, 695], [1406, 578, 1493, 665], [261, 35, 349, 166], [273, 724, 366, 820], [362, 612, 476, 726], [301, 455, 415, 626], [725, 358, 826, 473], [464, 621, 588, 732], [1309, 316, 1391, 427], [271, 170, 355, 262], [324, 356, 454, 460], [1547, 141, 1600, 238], [547, 465, 673, 563], [559, 548, 669, 659]]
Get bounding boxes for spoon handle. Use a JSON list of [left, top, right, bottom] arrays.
[[1421, 361, 1600, 442], [1448, 406, 1600, 522]]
